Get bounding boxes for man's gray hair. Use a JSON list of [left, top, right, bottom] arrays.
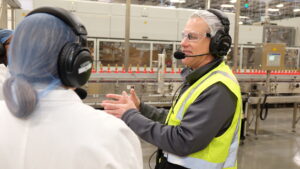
[[190, 10, 224, 37]]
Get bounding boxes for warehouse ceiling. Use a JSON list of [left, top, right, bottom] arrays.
[[95, 0, 300, 24]]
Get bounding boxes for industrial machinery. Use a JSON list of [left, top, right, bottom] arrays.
[[82, 42, 300, 136], [84, 42, 300, 106], [253, 43, 286, 70], [13, 0, 300, 135]]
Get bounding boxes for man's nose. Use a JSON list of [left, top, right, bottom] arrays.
[[181, 37, 189, 47]]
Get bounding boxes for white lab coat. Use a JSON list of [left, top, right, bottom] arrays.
[[0, 88, 143, 169], [0, 64, 9, 99]]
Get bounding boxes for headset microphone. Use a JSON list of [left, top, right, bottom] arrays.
[[174, 51, 185, 59], [173, 51, 210, 60]]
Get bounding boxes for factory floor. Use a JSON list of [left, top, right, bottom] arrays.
[[141, 107, 300, 169]]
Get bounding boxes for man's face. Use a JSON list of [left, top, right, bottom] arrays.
[[180, 17, 212, 69]]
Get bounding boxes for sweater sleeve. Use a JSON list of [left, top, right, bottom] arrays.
[[122, 82, 237, 156], [138, 102, 169, 123]]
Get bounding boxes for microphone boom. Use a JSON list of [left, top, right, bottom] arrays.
[[174, 51, 210, 59]]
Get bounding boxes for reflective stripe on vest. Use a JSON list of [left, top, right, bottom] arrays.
[[166, 153, 224, 169], [165, 118, 240, 169], [223, 115, 240, 168]]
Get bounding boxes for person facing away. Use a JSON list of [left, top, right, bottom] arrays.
[[0, 7, 143, 169], [102, 9, 242, 169], [0, 29, 13, 99]]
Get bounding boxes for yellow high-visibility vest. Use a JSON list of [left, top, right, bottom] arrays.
[[165, 62, 242, 169]]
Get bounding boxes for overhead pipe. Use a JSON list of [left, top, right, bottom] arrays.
[[124, 0, 131, 71]]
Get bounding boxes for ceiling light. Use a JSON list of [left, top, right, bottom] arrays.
[[230, 0, 237, 3], [294, 9, 300, 12], [268, 8, 279, 12], [221, 4, 234, 8], [276, 4, 284, 8]]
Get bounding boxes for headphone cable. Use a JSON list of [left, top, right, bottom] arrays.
[[148, 82, 186, 169], [148, 149, 158, 169]]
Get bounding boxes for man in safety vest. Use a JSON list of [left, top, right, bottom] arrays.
[[102, 9, 242, 169]]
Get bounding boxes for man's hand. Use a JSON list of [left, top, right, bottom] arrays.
[[129, 88, 141, 110], [101, 91, 138, 118]]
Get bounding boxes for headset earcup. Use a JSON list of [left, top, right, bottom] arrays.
[[209, 30, 232, 57], [72, 49, 93, 87], [219, 35, 232, 56], [0, 43, 5, 64], [58, 43, 92, 87]]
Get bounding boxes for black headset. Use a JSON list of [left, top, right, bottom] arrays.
[[26, 7, 93, 88], [207, 9, 232, 57], [0, 41, 5, 65], [0, 27, 7, 65]]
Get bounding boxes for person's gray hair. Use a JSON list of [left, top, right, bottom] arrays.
[[3, 13, 77, 118], [190, 10, 224, 37]]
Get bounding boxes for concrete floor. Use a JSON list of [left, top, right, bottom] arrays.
[[141, 107, 300, 169]]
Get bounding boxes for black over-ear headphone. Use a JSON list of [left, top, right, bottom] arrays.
[[26, 7, 93, 88], [0, 41, 5, 64], [0, 28, 7, 65], [207, 9, 232, 57]]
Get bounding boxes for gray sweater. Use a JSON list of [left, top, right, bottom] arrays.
[[122, 58, 237, 156]]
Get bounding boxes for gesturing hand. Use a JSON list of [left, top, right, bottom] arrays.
[[129, 88, 141, 110], [101, 91, 138, 118]]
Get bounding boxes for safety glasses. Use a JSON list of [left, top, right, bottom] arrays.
[[181, 31, 210, 41]]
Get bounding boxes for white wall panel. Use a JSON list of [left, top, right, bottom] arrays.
[[111, 16, 177, 40], [33, 0, 73, 10], [110, 3, 125, 16], [14, 9, 29, 27], [111, 4, 148, 17], [177, 8, 195, 19], [130, 5, 145, 17], [135, 18, 177, 40], [110, 16, 124, 38], [74, 1, 111, 15], [147, 6, 177, 19], [177, 19, 187, 41], [239, 25, 263, 44], [76, 13, 110, 37]]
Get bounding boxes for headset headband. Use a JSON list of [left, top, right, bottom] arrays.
[[207, 9, 230, 34], [27, 7, 87, 36]]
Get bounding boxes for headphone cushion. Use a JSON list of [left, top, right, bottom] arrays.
[[58, 43, 92, 87], [0, 43, 5, 63], [210, 30, 232, 57]]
